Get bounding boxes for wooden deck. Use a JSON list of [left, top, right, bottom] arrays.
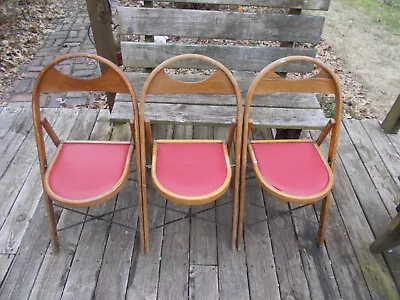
[[0, 106, 399, 299]]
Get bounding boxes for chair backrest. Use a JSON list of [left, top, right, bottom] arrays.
[[117, 0, 330, 73], [32, 53, 140, 180], [139, 53, 242, 136], [243, 55, 342, 166]]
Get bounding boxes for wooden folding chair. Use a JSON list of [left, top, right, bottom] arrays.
[[32, 53, 142, 253], [139, 54, 242, 253], [239, 56, 342, 248]]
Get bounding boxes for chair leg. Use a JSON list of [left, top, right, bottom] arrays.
[[231, 165, 240, 250], [317, 194, 331, 246], [43, 194, 60, 253]]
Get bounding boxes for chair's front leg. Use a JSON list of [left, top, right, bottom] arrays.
[[43, 193, 60, 253], [317, 193, 331, 246]]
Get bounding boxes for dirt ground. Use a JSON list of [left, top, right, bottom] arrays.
[[319, 0, 400, 120]]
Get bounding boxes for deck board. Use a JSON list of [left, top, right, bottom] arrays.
[[0, 108, 399, 299]]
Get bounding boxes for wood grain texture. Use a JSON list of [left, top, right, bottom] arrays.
[[0, 107, 22, 139], [111, 101, 327, 129], [131, 0, 331, 10], [118, 7, 324, 43], [156, 125, 192, 300], [243, 179, 280, 299], [121, 42, 316, 72], [310, 129, 399, 300], [126, 124, 173, 300], [119, 72, 322, 109], [28, 110, 108, 300], [214, 126, 250, 300], [190, 126, 218, 266], [0, 254, 15, 288], [361, 119, 400, 190], [189, 265, 218, 300], [60, 116, 128, 300], [344, 119, 399, 216], [0, 109, 61, 254]]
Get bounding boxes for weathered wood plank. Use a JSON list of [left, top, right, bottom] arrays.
[[121, 42, 316, 72], [93, 180, 138, 300], [313, 195, 372, 299], [120, 72, 322, 109], [0, 109, 65, 234], [0, 107, 22, 139], [0, 254, 14, 287], [190, 126, 218, 266], [129, 0, 331, 10], [291, 203, 342, 299], [338, 123, 400, 288], [111, 101, 327, 129], [0, 109, 91, 300], [361, 119, 400, 189], [0, 200, 56, 299], [214, 126, 250, 300], [310, 129, 400, 299], [157, 125, 192, 300], [0, 109, 61, 254], [118, 7, 324, 43], [28, 110, 108, 300], [61, 118, 129, 300], [189, 265, 218, 300], [344, 119, 399, 216], [126, 124, 173, 300], [243, 178, 280, 299], [250, 127, 311, 299], [301, 130, 371, 299], [0, 108, 32, 178]]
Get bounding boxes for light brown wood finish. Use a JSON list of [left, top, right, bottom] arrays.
[[239, 56, 343, 248], [139, 54, 243, 253], [31, 53, 142, 252]]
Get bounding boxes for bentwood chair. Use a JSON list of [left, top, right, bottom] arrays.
[[32, 53, 142, 253], [238, 56, 342, 247], [139, 54, 242, 253]]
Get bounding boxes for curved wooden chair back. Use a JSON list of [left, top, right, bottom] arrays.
[[139, 54, 243, 253], [239, 56, 342, 248], [242, 55, 342, 173], [32, 53, 142, 252]]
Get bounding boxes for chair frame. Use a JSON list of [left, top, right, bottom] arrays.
[[32, 53, 142, 253], [239, 55, 343, 248], [138, 54, 243, 253]]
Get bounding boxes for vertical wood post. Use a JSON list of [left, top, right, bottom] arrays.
[[144, 0, 154, 73], [86, 0, 117, 110], [382, 95, 400, 134], [275, 8, 303, 139]]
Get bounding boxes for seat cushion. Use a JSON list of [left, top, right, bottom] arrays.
[[153, 142, 230, 198], [47, 142, 131, 200], [251, 141, 331, 197]]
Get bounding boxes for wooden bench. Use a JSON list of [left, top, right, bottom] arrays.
[[110, 0, 331, 132]]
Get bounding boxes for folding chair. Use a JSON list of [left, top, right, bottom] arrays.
[[32, 53, 142, 253], [138, 54, 242, 253], [239, 56, 342, 247]]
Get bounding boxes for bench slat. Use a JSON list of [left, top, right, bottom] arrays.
[[121, 42, 316, 72], [118, 8, 324, 43], [111, 101, 327, 129], [157, 0, 331, 10], [119, 72, 322, 109]]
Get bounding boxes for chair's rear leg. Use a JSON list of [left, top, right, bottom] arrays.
[[317, 193, 331, 246], [44, 193, 60, 253]]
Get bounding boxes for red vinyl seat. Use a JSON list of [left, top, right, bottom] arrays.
[[153, 142, 230, 199], [45, 142, 131, 201], [250, 141, 332, 197]]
